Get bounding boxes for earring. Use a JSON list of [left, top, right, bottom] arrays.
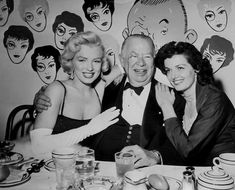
[[69, 70, 74, 79]]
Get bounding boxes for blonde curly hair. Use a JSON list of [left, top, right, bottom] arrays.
[[60, 31, 108, 76]]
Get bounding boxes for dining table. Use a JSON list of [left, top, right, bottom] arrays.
[[1, 139, 213, 190], [4, 160, 211, 190]]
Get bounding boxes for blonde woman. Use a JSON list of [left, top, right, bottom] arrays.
[[30, 31, 120, 155]]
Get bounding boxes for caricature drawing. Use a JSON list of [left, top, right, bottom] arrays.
[[52, 11, 84, 50], [3, 25, 34, 64], [18, 0, 49, 32], [0, 0, 14, 27], [197, 0, 232, 32], [100, 34, 120, 67], [123, 0, 198, 51], [200, 35, 234, 73], [31, 45, 61, 84], [82, 0, 114, 31]]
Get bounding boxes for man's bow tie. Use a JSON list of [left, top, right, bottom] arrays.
[[124, 82, 144, 95]]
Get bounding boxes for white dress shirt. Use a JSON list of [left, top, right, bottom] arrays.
[[121, 80, 151, 125]]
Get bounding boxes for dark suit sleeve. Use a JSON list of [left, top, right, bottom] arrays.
[[164, 91, 235, 159]]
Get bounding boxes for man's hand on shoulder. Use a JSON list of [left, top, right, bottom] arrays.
[[33, 85, 51, 113]]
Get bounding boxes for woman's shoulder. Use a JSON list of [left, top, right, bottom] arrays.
[[45, 80, 66, 97], [200, 84, 232, 106]]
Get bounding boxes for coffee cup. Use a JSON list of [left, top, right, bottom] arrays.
[[213, 153, 235, 177]]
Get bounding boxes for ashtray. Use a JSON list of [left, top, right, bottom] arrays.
[[76, 176, 117, 190]]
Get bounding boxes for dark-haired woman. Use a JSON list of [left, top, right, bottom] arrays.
[[154, 41, 235, 165]]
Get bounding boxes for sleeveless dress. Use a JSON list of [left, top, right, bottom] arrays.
[[52, 81, 101, 147]]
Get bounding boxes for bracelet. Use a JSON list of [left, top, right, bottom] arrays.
[[151, 150, 163, 165]]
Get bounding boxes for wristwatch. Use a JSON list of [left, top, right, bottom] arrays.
[[151, 150, 163, 165]]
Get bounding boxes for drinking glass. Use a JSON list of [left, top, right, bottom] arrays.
[[115, 151, 135, 180], [75, 148, 95, 180], [52, 147, 76, 190]]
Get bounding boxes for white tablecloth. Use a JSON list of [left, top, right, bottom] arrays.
[[5, 161, 211, 190]]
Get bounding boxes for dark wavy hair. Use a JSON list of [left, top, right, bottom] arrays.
[[52, 11, 84, 33], [82, 0, 114, 22], [3, 25, 34, 52], [155, 41, 214, 85], [31, 45, 61, 72]]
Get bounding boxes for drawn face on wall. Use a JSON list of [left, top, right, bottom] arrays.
[[54, 23, 77, 50], [202, 46, 226, 73], [87, 3, 112, 31], [127, 0, 186, 51], [204, 4, 227, 32], [5, 37, 29, 64], [0, 0, 9, 26], [36, 55, 57, 84], [100, 34, 120, 68], [106, 48, 115, 67], [24, 5, 47, 32]]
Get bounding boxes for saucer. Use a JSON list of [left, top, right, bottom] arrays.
[[0, 168, 30, 187], [0, 152, 23, 165], [44, 159, 55, 172]]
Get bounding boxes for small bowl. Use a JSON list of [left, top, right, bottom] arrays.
[[0, 141, 15, 153], [198, 166, 234, 190]]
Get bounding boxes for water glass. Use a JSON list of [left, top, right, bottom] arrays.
[[75, 148, 95, 180], [115, 151, 135, 179], [52, 147, 76, 190]]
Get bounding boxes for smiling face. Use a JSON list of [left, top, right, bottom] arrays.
[[6, 37, 29, 64], [121, 36, 155, 87], [87, 3, 112, 31], [36, 55, 57, 84], [24, 5, 47, 32], [202, 46, 226, 73], [204, 4, 227, 32], [127, 0, 185, 51], [0, 0, 9, 26], [73, 44, 103, 85], [54, 23, 77, 50], [164, 54, 197, 93]]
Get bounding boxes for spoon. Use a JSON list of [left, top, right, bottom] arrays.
[[11, 157, 39, 170]]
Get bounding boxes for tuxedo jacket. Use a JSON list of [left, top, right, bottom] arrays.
[[91, 76, 186, 163]]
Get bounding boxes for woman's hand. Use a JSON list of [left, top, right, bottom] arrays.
[[155, 83, 177, 120], [155, 83, 175, 108], [88, 107, 120, 135]]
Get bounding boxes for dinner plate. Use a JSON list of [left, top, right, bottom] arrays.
[[44, 159, 100, 172], [164, 176, 182, 190], [0, 168, 31, 187], [0, 152, 23, 165], [44, 159, 55, 172], [147, 176, 182, 190]]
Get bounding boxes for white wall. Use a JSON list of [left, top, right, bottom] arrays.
[[1, 0, 235, 140]]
